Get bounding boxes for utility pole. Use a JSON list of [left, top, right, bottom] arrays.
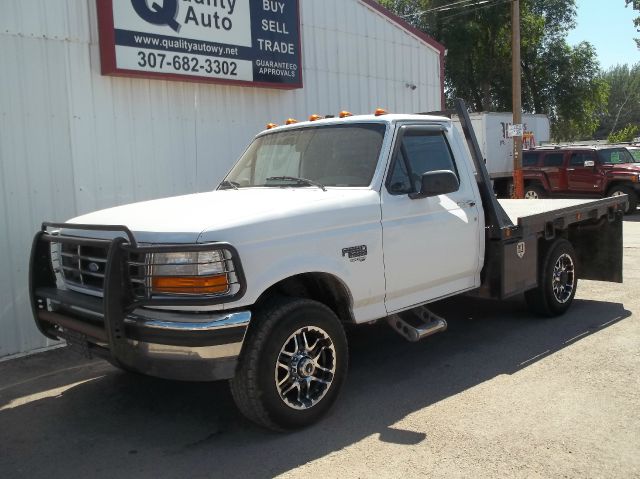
[[511, 0, 524, 198]]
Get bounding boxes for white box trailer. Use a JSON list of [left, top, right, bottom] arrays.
[[453, 112, 550, 196]]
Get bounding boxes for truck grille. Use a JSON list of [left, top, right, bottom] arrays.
[[59, 243, 109, 291], [54, 242, 146, 297]]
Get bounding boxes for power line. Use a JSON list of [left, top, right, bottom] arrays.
[[438, 0, 511, 21], [402, 0, 501, 19], [402, 0, 511, 22]]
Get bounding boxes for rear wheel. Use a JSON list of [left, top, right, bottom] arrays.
[[230, 297, 348, 431], [607, 184, 638, 214], [525, 239, 577, 317], [524, 184, 546, 199]]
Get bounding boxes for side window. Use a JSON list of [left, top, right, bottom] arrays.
[[523, 152, 539, 167], [543, 153, 564, 167], [387, 131, 459, 195], [570, 152, 592, 166]]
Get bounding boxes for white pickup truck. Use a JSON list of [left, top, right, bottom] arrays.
[[30, 100, 626, 431]]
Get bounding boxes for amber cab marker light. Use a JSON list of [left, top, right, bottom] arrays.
[[309, 114, 322, 121], [285, 118, 299, 125], [266, 123, 278, 130], [375, 108, 388, 116], [339, 111, 353, 118]]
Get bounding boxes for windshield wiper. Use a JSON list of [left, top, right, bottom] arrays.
[[266, 176, 327, 191], [218, 180, 239, 190]]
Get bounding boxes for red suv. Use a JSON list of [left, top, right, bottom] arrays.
[[522, 146, 640, 214]]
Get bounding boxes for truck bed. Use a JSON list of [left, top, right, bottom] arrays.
[[492, 196, 625, 296], [498, 197, 625, 233]]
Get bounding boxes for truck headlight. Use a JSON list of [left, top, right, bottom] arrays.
[[151, 251, 230, 295]]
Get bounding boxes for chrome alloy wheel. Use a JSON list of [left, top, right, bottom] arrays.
[[552, 253, 575, 304], [524, 190, 540, 199], [275, 326, 336, 410]]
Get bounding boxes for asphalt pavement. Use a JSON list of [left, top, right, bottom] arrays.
[[1, 216, 639, 478]]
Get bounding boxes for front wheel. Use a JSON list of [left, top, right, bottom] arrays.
[[608, 185, 638, 214], [230, 297, 348, 431], [525, 239, 578, 317]]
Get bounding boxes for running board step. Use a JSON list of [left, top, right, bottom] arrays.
[[386, 306, 447, 342]]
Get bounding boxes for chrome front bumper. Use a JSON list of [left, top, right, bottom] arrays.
[[121, 310, 252, 381]]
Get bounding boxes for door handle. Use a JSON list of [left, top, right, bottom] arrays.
[[458, 200, 477, 208], [567, 168, 576, 171]]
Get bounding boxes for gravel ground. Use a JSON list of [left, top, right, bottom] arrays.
[[1, 217, 638, 478]]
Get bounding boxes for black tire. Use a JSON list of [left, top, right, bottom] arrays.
[[524, 184, 546, 199], [230, 297, 348, 431], [607, 184, 638, 214], [525, 239, 578, 317]]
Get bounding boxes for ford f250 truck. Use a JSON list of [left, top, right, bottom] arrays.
[[29, 101, 626, 430]]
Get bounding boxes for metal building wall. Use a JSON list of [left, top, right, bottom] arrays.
[[0, 0, 443, 359]]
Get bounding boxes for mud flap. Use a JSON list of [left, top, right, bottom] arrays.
[[570, 214, 623, 283]]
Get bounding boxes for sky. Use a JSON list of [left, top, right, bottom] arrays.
[[566, 0, 639, 70]]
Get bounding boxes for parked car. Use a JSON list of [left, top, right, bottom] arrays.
[[522, 146, 640, 213]]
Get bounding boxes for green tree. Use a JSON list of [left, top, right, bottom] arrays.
[[379, 0, 609, 140], [625, 0, 640, 48], [596, 63, 640, 139], [608, 124, 639, 143]]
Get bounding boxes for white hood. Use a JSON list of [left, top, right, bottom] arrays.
[[68, 188, 378, 243]]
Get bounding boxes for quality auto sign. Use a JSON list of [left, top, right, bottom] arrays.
[[97, 0, 302, 88]]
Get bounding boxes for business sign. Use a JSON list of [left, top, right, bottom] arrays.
[[97, 0, 302, 89], [507, 124, 524, 138]]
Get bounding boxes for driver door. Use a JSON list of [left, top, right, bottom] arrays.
[[381, 125, 482, 313], [567, 151, 601, 193]]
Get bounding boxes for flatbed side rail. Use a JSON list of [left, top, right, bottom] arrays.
[[511, 196, 627, 237]]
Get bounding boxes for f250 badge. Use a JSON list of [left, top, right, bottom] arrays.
[[342, 245, 367, 263], [517, 241, 526, 259]]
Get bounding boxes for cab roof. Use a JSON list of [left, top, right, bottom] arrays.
[[260, 113, 452, 135]]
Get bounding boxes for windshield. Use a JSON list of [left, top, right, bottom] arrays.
[[222, 123, 387, 188], [627, 148, 640, 162], [597, 148, 636, 164]]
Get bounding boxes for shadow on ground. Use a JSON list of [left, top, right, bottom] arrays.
[[0, 296, 630, 478]]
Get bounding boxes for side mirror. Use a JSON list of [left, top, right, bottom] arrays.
[[584, 160, 595, 168], [409, 170, 460, 200]]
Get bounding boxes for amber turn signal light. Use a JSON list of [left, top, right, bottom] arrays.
[[374, 108, 388, 116], [285, 118, 299, 125], [309, 114, 322, 121], [266, 123, 278, 130], [152, 274, 229, 295], [339, 111, 353, 118]]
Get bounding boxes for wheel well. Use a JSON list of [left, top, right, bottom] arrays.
[[254, 273, 355, 324], [493, 178, 513, 198], [606, 181, 634, 195]]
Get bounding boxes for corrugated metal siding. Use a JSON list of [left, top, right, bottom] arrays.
[[0, 0, 443, 359]]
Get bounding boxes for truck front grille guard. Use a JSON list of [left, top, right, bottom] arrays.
[[29, 223, 247, 361]]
